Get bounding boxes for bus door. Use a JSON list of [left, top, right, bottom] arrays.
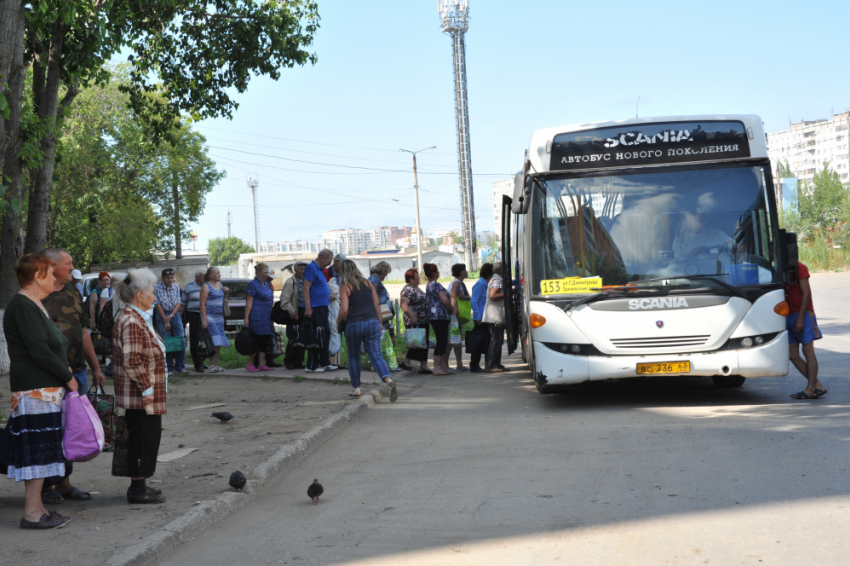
[[501, 195, 517, 354]]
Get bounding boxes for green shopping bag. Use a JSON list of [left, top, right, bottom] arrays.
[[163, 336, 185, 353], [381, 330, 398, 371], [457, 299, 472, 326]]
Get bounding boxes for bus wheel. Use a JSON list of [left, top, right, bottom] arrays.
[[711, 375, 746, 388], [520, 334, 528, 364]]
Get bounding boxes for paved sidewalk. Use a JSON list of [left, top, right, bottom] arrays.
[[0, 366, 414, 566]]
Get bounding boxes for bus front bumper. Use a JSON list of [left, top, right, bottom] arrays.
[[532, 331, 789, 386]]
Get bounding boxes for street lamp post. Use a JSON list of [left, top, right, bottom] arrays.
[[400, 146, 436, 275]]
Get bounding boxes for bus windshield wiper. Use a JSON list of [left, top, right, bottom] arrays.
[[627, 274, 750, 301]]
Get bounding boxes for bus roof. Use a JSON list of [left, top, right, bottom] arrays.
[[527, 114, 767, 174]]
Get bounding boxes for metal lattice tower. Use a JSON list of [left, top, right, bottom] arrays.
[[226, 210, 232, 239], [439, 0, 477, 270], [247, 176, 260, 251]]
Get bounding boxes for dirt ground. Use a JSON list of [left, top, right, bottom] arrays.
[[0, 370, 403, 565]]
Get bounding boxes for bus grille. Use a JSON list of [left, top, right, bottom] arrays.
[[610, 335, 711, 349]]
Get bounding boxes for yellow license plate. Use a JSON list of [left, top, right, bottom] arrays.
[[636, 361, 691, 374]]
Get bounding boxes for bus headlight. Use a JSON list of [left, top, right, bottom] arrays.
[[570, 344, 581, 354], [741, 337, 754, 348]]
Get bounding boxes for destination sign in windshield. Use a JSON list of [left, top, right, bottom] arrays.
[[550, 121, 750, 171]]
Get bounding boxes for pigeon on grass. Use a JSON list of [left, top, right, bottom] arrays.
[[211, 412, 233, 422], [307, 479, 323, 504]]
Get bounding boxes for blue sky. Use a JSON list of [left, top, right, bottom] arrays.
[[189, 0, 850, 250]]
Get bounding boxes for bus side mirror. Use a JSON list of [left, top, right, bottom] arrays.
[[511, 162, 533, 215], [780, 229, 798, 285]]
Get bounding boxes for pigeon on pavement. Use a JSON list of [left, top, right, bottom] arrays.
[[211, 412, 233, 422], [307, 479, 323, 504], [229, 470, 247, 490]]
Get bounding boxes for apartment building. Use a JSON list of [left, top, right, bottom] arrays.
[[767, 110, 850, 186], [257, 240, 322, 253], [492, 178, 514, 238], [322, 226, 414, 255]]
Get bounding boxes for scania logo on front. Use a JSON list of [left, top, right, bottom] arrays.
[[628, 298, 690, 310]]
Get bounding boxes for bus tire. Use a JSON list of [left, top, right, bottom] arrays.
[[711, 375, 746, 388], [520, 333, 528, 364]]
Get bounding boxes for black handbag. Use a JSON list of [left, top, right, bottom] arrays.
[[91, 330, 112, 356], [0, 422, 9, 476], [235, 326, 258, 355], [337, 317, 347, 334], [465, 326, 485, 354], [293, 316, 324, 349], [271, 301, 292, 325], [198, 328, 216, 358]]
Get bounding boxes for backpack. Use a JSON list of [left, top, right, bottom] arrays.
[[97, 298, 116, 339]]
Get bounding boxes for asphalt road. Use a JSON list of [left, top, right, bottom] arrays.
[[158, 273, 850, 566]]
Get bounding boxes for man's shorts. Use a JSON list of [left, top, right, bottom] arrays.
[[786, 310, 823, 345]]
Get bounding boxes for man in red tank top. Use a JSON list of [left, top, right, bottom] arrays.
[[785, 261, 826, 399]]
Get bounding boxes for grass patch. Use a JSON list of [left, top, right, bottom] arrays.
[[293, 375, 306, 382], [169, 378, 184, 385], [331, 377, 349, 385]]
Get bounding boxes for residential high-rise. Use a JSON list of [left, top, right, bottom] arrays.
[[767, 110, 850, 197], [492, 178, 514, 240]]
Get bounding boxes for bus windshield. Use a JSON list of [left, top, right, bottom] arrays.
[[530, 164, 779, 295]]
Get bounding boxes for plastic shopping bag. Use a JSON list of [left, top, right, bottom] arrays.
[[448, 315, 462, 345], [406, 327, 427, 350], [381, 330, 399, 371], [457, 299, 472, 326], [62, 391, 105, 463]]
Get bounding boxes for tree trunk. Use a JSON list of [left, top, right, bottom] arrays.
[[0, 0, 27, 374], [0, 0, 25, 163], [173, 178, 182, 259], [24, 21, 75, 255]]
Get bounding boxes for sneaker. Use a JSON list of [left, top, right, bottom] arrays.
[[246, 364, 259, 372], [307, 367, 325, 373], [386, 379, 398, 402], [349, 388, 361, 397], [194, 366, 206, 373], [485, 367, 504, 373], [324, 365, 339, 371], [470, 366, 483, 373], [259, 365, 274, 371], [284, 363, 296, 370], [455, 366, 469, 372]]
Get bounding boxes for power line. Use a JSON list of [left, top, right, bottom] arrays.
[[207, 147, 510, 177], [196, 124, 459, 157], [212, 156, 462, 212]]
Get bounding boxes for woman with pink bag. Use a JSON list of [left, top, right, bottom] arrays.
[[3, 254, 78, 529], [111, 268, 168, 504]]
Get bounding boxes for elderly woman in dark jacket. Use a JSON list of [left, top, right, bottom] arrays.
[[112, 268, 168, 504], [3, 254, 77, 529]]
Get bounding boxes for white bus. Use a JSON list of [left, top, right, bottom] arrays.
[[501, 115, 799, 394]]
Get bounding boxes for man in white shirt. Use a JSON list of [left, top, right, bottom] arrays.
[[482, 263, 508, 373]]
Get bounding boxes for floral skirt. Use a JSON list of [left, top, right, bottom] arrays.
[[5, 394, 66, 482]]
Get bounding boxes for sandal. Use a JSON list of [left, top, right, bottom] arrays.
[[812, 388, 828, 399], [60, 487, 92, 501], [349, 388, 361, 397], [790, 390, 812, 399], [41, 488, 63, 505], [418, 368, 433, 375]]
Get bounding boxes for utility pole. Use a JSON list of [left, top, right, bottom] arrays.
[[439, 0, 477, 270], [226, 210, 232, 239], [247, 175, 259, 251], [400, 146, 436, 275]]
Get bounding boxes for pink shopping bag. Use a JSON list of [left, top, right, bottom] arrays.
[[62, 391, 105, 462]]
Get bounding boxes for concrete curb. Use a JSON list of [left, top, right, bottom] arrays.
[[107, 387, 385, 566]]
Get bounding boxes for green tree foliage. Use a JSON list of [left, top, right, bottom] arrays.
[[776, 159, 794, 180], [797, 164, 846, 231], [208, 237, 254, 266], [0, 0, 320, 307], [47, 66, 223, 268]]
